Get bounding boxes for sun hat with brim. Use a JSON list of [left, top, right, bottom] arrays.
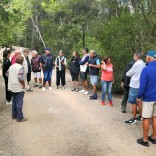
[[147, 50, 156, 58], [45, 48, 52, 51]]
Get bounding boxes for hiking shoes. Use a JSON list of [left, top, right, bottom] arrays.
[[137, 138, 149, 147], [148, 136, 156, 144], [125, 118, 137, 124], [16, 118, 27, 122]]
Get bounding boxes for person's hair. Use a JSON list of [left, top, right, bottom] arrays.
[[32, 50, 38, 54], [103, 56, 110, 64], [83, 48, 89, 53], [15, 49, 21, 54], [134, 50, 143, 59], [24, 49, 29, 53], [74, 51, 80, 59], [3, 49, 11, 59], [59, 50, 64, 54], [16, 55, 24, 64]]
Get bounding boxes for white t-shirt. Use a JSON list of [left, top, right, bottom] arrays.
[[126, 59, 146, 88]]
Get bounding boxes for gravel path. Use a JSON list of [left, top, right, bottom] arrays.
[[0, 70, 156, 156]]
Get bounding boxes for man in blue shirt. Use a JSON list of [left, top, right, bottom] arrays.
[[137, 50, 156, 147], [88, 50, 100, 100], [40, 48, 54, 92]]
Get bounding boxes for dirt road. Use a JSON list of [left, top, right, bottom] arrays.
[[0, 71, 156, 156]]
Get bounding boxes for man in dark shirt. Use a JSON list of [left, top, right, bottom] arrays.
[[121, 61, 134, 113], [40, 48, 54, 92]]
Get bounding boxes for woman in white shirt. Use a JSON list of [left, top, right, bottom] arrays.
[[55, 50, 67, 90]]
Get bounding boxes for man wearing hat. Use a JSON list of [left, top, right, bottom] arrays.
[[137, 50, 156, 147], [40, 48, 54, 91]]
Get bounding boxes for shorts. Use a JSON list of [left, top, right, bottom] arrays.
[[90, 75, 98, 85], [80, 72, 87, 81], [27, 72, 31, 82], [33, 72, 41, 79], [142, 102, 156, 118], [128, 87, 139, 104], [43, 70, 52, 82], [71, 73, 79, 81]]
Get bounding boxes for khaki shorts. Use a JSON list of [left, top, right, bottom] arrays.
[[142, 102, 156, 118]]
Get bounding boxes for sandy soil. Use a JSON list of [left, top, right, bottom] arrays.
[[0, 69, 156, 156]]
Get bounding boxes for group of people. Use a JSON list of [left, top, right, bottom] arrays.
[[2, 47, 156, 147], [69, 48, 114, 106], [120, 50, 156, 147], [2, 47, 114, 122]]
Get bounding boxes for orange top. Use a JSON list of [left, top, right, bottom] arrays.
[[101, 63, 113, 81]]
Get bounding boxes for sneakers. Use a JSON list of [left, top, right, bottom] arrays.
[[83, 91, 89, 95], [16, 118, 27, 122], [148, 136, 156, 144], [90, 94, 98, 100], [26, 89, 33, 92], [43, 87, 46, 92], [63, 86, 65, 90], [49, 87, 53, 91], [34, 84, 38, 87], [122, 110, 126, 113], [109, 101, 113, 107], [79, 89, 86, 93], [137, 138, 149, 147], [75, 88, 79, 92], [39, 84, 42, 88], [101, 101, 105, 106], [125, 118, 137, 124], [71, 88, 75, 91], [136, 116, 143, 122], [6, 101, 12, 105]]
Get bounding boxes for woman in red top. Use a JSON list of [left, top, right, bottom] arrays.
[[101, 57, 114, 106]]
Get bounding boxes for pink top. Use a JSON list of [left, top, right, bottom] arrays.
[[11, 55, 17, 65], [101, 63, 113, 81]]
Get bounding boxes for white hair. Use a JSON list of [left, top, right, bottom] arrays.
[[32, 50, 38, 54], [15, 49, 21, 54]]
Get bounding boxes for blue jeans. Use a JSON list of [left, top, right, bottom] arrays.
[[101, 80, 112, 101], [43, 70, 52, 82], [12, 92, 24, 120]]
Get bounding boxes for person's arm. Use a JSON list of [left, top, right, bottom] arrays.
[[137, 69, 147, 99], [39, 56, 44, 70], [55, 58, 59, 68], [101, 61, 106, 70], [88, 59, 101, 68], [18, 67, 25, 89], [112, 72, 115, 84], [126, 63, 137, 77], [61, 58, 67, 66], [79, 55, 89, 65]]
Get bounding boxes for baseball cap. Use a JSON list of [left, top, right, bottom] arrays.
[[45, 47, 52, 51], [147, 50, 156, 58]]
